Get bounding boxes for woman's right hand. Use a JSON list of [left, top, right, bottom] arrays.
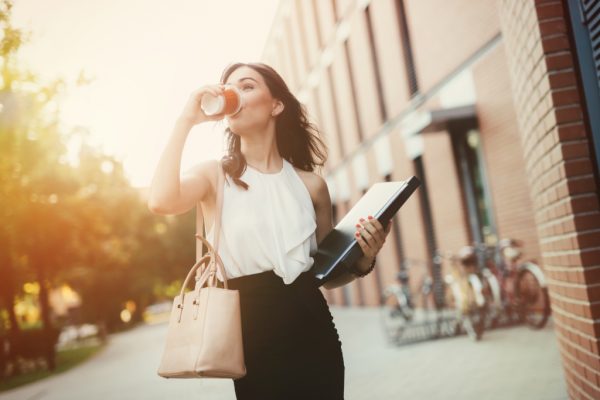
[[178, 85, 225, 126]]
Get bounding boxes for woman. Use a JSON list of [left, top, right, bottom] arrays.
[[148, 62, 391, 399]]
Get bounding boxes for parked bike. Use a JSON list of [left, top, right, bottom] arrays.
[[380, 250, 486, 343], [476, 239, 551, 329], [379, 260, 437, 343], [439, 249, 487, 341]]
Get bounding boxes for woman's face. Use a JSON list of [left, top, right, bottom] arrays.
[[224, 66, 280, 135]]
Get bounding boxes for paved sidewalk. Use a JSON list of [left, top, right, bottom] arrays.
[[0, 307, 566, 400], [340, 308, 566, 400]]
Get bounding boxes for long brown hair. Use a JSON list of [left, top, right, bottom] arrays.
[[219, 62, 327, 190]]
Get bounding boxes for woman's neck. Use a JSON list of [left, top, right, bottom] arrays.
[[240, 133, 282, 173]]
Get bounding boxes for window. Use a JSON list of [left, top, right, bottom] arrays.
[[395, 0, 419, 96], [343, 40, 364, 141], [365, 5, 387, 122], [567, 0, 600, 176], [451, 129, 497, 245], [412, 156, 444, 309]]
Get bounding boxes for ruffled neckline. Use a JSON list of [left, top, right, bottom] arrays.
[[244, 159, 287, 177]]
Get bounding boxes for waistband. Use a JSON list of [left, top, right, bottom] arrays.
[[225, 269, 318, 292]]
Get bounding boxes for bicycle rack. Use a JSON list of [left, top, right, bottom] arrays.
[[387, 309, 460, 346]]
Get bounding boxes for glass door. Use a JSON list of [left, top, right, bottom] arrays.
[[451, 129, 497, 246]]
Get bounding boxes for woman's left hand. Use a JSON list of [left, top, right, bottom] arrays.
[[355, 216, 393, 259]]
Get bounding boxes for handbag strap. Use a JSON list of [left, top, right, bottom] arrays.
[[194, 160, 227, 288], [213, 160, 224, 253], [196, 160, 224, 260]]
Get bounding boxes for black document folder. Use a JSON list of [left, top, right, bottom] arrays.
[[311, 176, 421, 287]]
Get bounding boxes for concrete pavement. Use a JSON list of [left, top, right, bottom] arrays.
[[0, 307, 567, 400]]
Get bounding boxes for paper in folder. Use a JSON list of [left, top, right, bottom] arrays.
[[311, 176, 421, 287]]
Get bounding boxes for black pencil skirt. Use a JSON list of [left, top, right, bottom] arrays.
[[226, 269, 345, 400]]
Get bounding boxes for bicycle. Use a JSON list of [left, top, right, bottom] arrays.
[[439, 249, 487, 341], [379, 260, 437, 344], [476, 239, 551, 329], [462, 244, 503, 329], [380, 251, 486, 343]]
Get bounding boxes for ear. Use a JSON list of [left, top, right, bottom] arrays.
[[271, 100, 284, 117]]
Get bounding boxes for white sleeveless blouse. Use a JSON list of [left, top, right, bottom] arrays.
[[207, 158, 318, 285]]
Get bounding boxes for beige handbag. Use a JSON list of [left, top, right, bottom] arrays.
[[157, 161, 246, 379]]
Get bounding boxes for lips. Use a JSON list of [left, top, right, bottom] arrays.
[[228, 107, 243, 119]]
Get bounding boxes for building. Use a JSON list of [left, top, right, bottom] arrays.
[[261, 0, 600, 398]]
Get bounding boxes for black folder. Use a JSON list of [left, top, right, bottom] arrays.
[[311, 176, 421, 287]]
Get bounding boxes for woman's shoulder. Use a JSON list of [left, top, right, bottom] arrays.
[[292, 167, 330, 207], [185, 159, 220, 194], [190, 159, 220, 177]]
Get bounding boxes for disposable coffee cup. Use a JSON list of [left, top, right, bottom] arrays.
[[200, 85, 243, 116]]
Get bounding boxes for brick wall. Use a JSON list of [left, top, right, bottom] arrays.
[[472, 43, 542, 261], [404, 0, 501, 92], [346, 8, 384, 139], [499, 1, 600, 398], [368, 0, 412, 117], [330, 41, 362, 149], [422, 132, 471, 253], [389, 128, 430, 284]]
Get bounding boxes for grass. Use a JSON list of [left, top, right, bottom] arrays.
[[0, 343, 105, 393]]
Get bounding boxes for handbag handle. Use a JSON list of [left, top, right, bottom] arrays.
[[177, 238, 229, 306], [193, 233, 229, 289], [180, 253, 212, 297]]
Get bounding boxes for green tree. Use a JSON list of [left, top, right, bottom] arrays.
[[0, 1, 197, 370], [1, 0, 71, 369]]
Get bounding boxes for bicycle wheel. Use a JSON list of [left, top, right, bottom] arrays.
[[515, 262, 551, 329], [443, 277, 463, 337], [462, 275, 485, 341], [462, 307, 485, 341], [481, 271, 502, 329], [380, 287, 411, 343]]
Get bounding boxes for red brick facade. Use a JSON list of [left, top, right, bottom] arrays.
[[499, 1, 600, 398]]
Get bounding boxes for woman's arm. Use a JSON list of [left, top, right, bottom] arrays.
[[147, 86, 223, 215], [313, 176, 373, 289], [313, 175, 390, 289], [313, 176, 334, 246], [147, 118, 217, 215]]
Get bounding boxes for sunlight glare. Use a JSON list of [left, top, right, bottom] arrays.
[[11, 0, 280, 188]]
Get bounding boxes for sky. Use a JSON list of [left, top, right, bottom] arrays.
[[11, 0, 280, 188]]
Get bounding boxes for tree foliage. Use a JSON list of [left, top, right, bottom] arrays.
[[0, 0, 196, 335]]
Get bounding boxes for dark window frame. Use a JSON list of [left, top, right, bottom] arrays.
[[395, 0, 419, 96], [565, 0, 600, 187]]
